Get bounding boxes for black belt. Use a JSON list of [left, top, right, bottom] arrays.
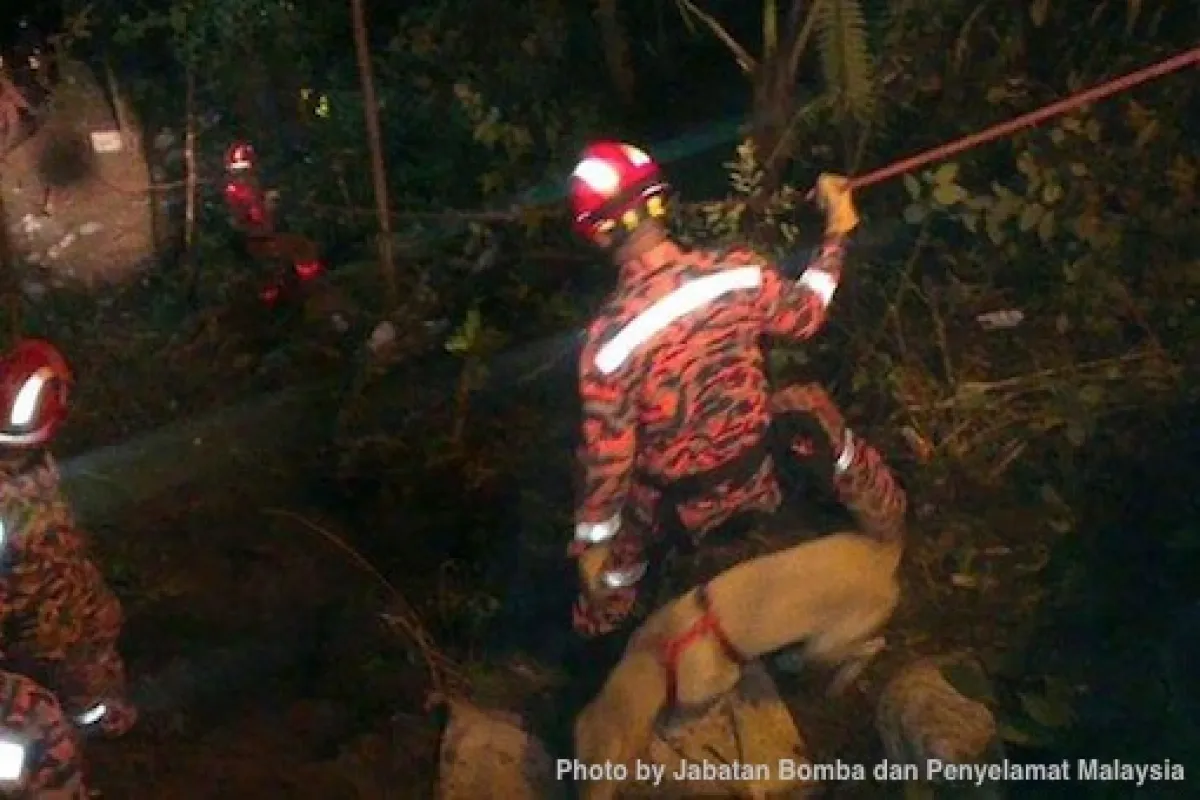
[[639, 434, 770, 506]]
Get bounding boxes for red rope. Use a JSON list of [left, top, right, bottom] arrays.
[[840, 46, 1200, 193]]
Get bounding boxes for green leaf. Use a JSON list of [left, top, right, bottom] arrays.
[[903, 204, 928, 225], [963, 194, 991, 211], [1019, 691, 1074, 729], [932, 183, 967, 206], [985, 219, 1006, 246], [1078, 384, 1104, 406], [1018, 202, 1045, 231], [902, 173, 922, 200], [464, 309, 482, 339], [1049, 517, 1074, 534], [997, 721, 1045, 746], [989, 194, 1017, 224], [1030, 0, 1050, 27], [1037, 209, 1056, 243], [446, 308, 482, 354], [933, 162, 960, 185], [1134, 119, 1160, 150], [1016, 151, 1038, 178], [1039, 483, 1066, 509]]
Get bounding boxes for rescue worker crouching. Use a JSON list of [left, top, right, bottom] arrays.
[[566, 141, 907, 637], [0, 340, 136, 798]]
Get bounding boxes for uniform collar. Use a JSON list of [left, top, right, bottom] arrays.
[[617, 238, 685, 284]]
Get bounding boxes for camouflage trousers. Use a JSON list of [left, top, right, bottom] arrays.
[[0, 670, 87, 799], [770, 383, 908, 546], [572, 382, 907, 637]]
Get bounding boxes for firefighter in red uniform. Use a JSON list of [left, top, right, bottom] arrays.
[[223, 141, 275, 238], [0, 340, 136, 797], [222, 141, 324, 306], [567, 141, 907, 636]]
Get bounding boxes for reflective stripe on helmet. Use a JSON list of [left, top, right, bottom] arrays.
[[575, 514, 621, 544], [602, 561, 647, 589], [0, 736, 26, 782], [798, 267, 838, 307], [594, 266, 763, 376], [621, 145, 651, 166], [10, 371, 48, 428], [572, 158, 622, 196]]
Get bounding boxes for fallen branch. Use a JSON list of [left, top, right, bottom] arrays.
[[260, 507, 465, 700], [903, 350, 1180, 414], [893, 346, 1183, 476], [675, 0, 758, 74]]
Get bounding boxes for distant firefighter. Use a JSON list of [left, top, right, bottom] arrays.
[[221, 140, 326, 307]]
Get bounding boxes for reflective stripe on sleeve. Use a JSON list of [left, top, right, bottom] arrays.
[[797, 267, 838, 307], [602, 561, 647, 588], [575, 513, 622, 544]]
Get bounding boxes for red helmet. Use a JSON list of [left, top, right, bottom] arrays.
[[0, 339, 71, 447], [225, 141, 257, 172], [568, 141, 670, 246]]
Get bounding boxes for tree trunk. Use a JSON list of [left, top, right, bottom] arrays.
[[349, 0, 398, 307], [746, 0, 821, 242], [594, 0, 637, 109], [746, 59, 798, 243]]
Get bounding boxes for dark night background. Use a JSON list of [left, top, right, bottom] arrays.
[[2, 0, 1199, 797]]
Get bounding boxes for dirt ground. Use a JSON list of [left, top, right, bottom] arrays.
[[72, 446, 1060, 799], [82, 482, 444, 799]]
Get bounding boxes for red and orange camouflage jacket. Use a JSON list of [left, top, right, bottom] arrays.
[[574, 234, 847, 544], [0, 451, 129, 721]]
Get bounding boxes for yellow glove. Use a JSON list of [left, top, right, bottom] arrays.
[[576, 543, 610, 600], [816, 173, 859, 236]]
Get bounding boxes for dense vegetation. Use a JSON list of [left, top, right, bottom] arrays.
[[2, 0, 1198, 796]]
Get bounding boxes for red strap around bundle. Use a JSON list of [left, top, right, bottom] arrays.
[[660, 583, 746, 708]]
